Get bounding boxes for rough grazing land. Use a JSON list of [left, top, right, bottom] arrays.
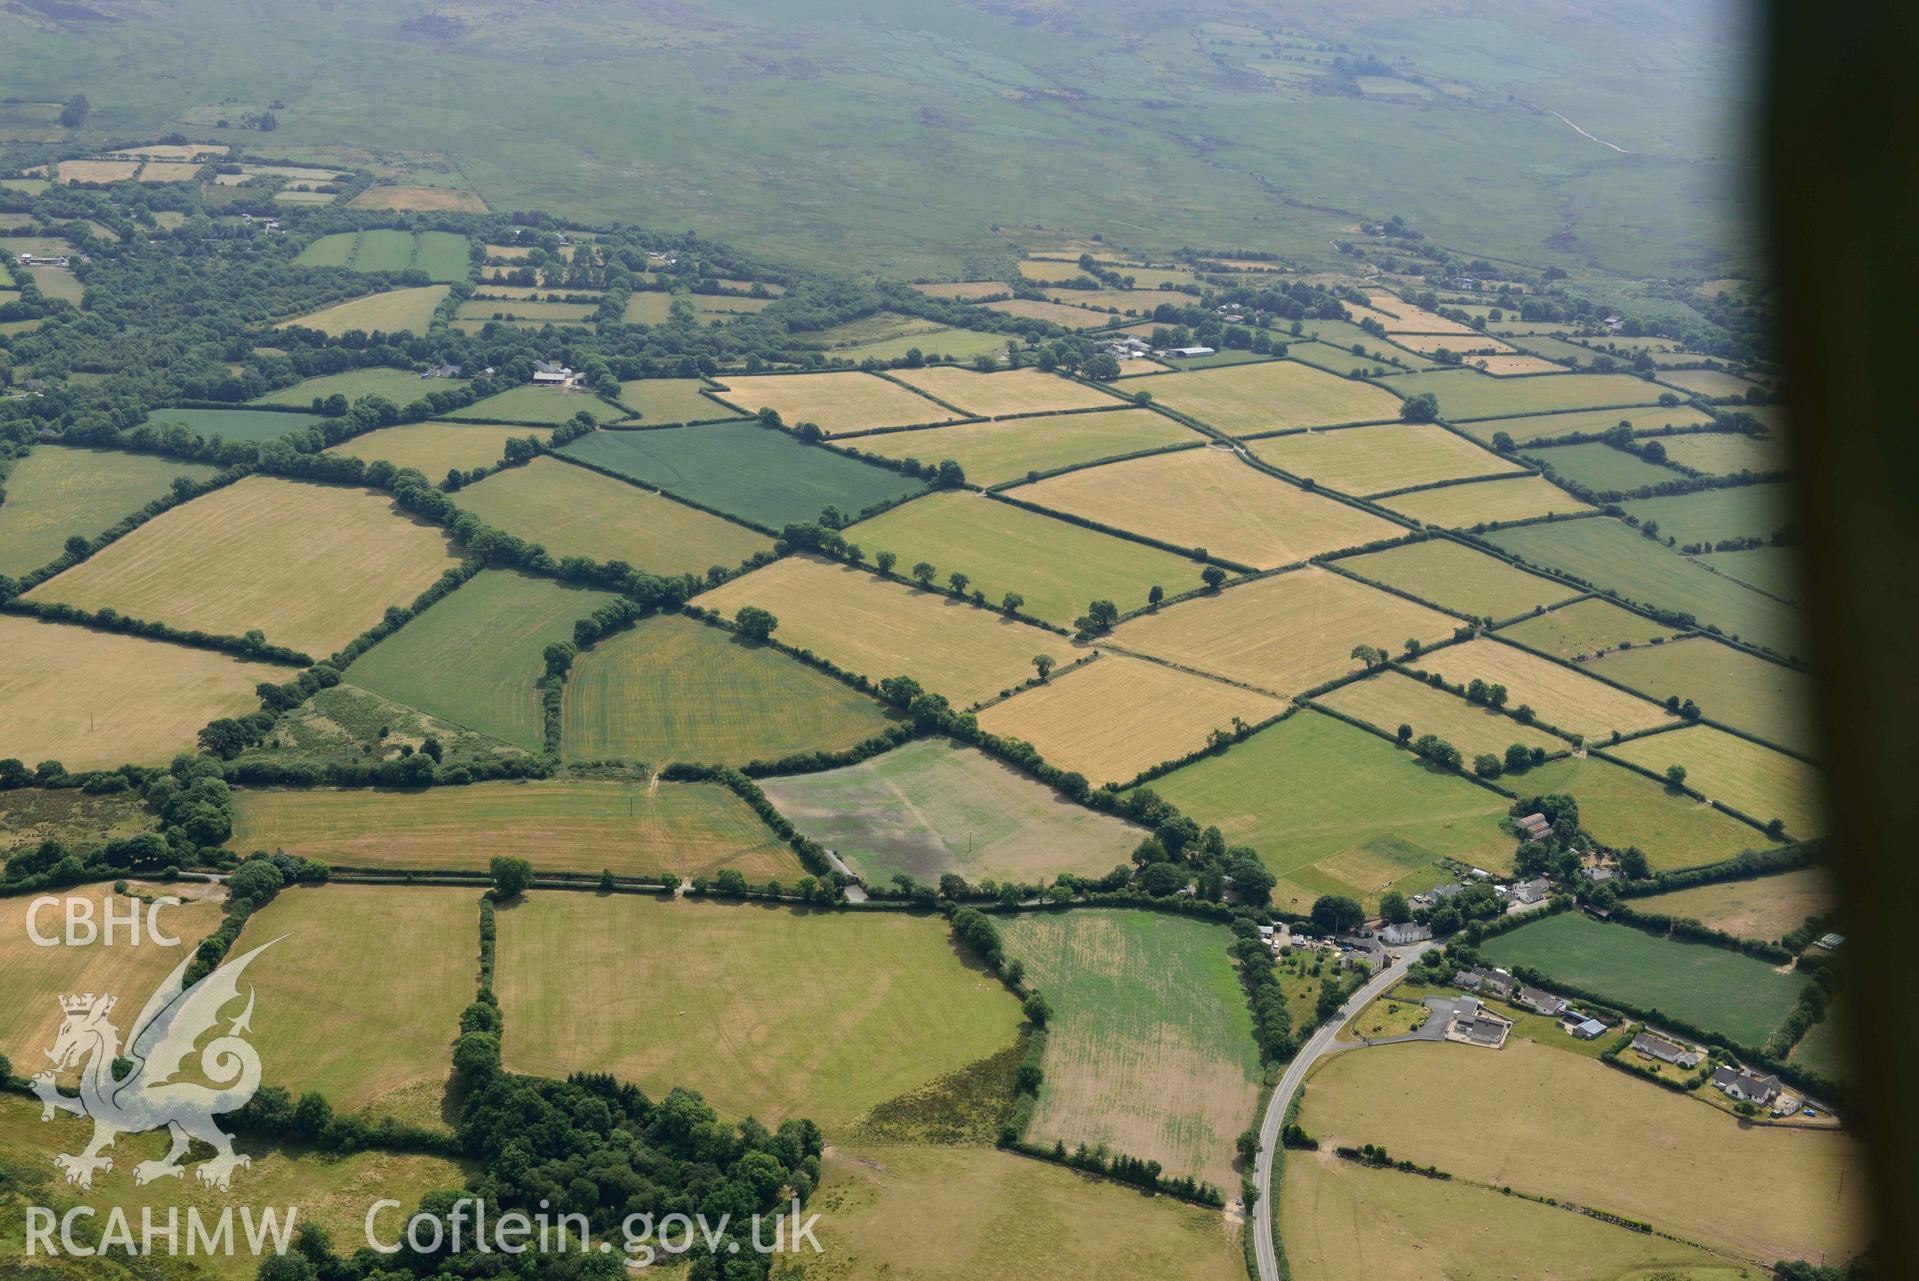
[[1635, 867, 1835, 944], [1248, 424, 1521, 495], [231, 780, 797, 880], [0, 616, 287, 770], [710, 372, 962, 435], [977, 654, 1287, 787], [1609, 725, 1827, 837], [0, 445, 215, 576], [759, 739, 1140, 886], [328, 423, 550, 476], [454, 457, 772, 576], [1111, 566, 1456, 695], [496, 895, 1022, 1131], [1000, 910, 1260, 1192], [1589, 635, 1818, 756], [1299, 1040, 1866, 1265], [1017, 447, 1403, 568], [849, 491, 1207, 627], [1513, 755, 1765, 871], [1318, 669, 1563, 760], [1333, 537, 1577, 619], [1121, 360, 1402, 435], [282, 286, 449, 337], [887, 366, 1124, 417], [348, 570, 617, 750], [1411, 637, 1672, 738], [560, 613, 900, 765], [1379, 474, 1594, 527], [1495, 596, 1676, 657], [695, 555, 1073, 708], [845, 408, 1203, 488]]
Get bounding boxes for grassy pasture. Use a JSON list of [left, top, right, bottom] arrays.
[[1609, 725, 1827, 836], [696, 555, 1073, 708], [977, 654, 1287, 787], [1481, 911, 1810, 1048], [1280, 1150, 1745, 1281], [348, 570, 616, 750], [1487, 517, 1809, 657], [145, 407, 326, 442], [710, 372, 961, 436], [1380, 369, 1664, 420], [236, 680, 531, 775], [1016, 447, 1403, 569], [242, 885, 477, 1123], [1512, 755, 1766, 871], [1333, 538, 1578, 619], [1619, 482, 1795, 545], [1248, 424, 1521, 495], [1043, 287, 1205, 313], [456, 457, 771, 574], [1453, 403, 1717, 446], [1529, 440, 1683, 492], [351, 228, 415, 272], [1789, 1004, 1853, 1088], [849, 491, 1206, 627], [0, 445, 215, 576], [620, 292, 773, 324], [1589, 635, 1817, 756], [1697, 545, 1805, 604], [834, 325, 1015, 364], [495, 895, 1022, 1131], [329, 422, 549, 475], [1657, 431, 1791, 476], [1000, 910, 1260, 1191], [1634, 868, 1834, 944], [1495, 596, 1676, 658], [1298, 1039, 1867, 1265], [790, 1144, 1245, 1281], [560, 612, 900, 765], [1111, 566, 1455, 696], [1380, 474, 1594, 527], [615, 377, 731, 423], [454, 298, 597, 325], [1318, 669, 1562, 760], [1657, 369, 1762, 399], [232, 780, 797, 880], [1412, 637, 1671, 738], [27, 263, 84, 304], [559, 419, 925, 528], [1140, 711, 1512, 911], [412, 230, 472, 281], [443, 385, 622, 424], [844, 408, 1201, 488], [295, 232, 359, 267], [759, 738, 1140, 885], [26, 476, 461, 657], [888, 367, 1123, 417], [1119, 361, 1401, 435], [0, 616, 283, 770], [282, 285, 449, 337], [975, 298, 1112, 328], [253, 367, 458, 406]]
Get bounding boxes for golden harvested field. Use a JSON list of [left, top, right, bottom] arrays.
[[135, 160, 201, 184], [1634, 868, 1834, 943], [327, 422, 550, 475], [282, 285, 449, 337], [977, 653, 1287, 785], [1609, 725, 1828, 836], [0, 444, 216, 577], [55, 158, 141, 183], [26, 476, 461, 657], [230, 779, 799, 880], [1044, 287, 1205, 313], [1333, 538, 1577, 619], [888, 366, 1124, 417], [1280, 1152, 1747, 1281], [1380, 475, 1593, 527], [1298, 1039, 1868, 1264], [1363, 290, 1481, 335], [456, 457, 771, 574], [1113, 567, 1455, 695], [0, 889, 225, 1075], [1589, 635, 1818, 756], [792, 1144, 1246, 1281], [710, 371, 962, 435], [1412, 637, 1672, 738], [695, 553, 1075, 707], [1248, 424, 1521, 496], [1496, 596, 1676, 657], [1318, 669, 1563, 759], [1017, 447, 1403, 569], [348, 185, 487, 212], [846, 409, 1202, 488], [1387, 331, 1517, 356], [1123, 360, 1402, 435], [975, 297, 1113, 328], [0, 615, 286, 769], [1474, 353, 1568, 375]]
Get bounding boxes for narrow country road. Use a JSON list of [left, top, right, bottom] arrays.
[[1251, 943, 1430, 1281]]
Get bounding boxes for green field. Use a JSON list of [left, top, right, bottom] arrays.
[[758, 738, 1139, 885], [1141, 710, 1513, 912], [348, 570, 617, 750], [1379, 369, 1664, 421], [1452, 403, 1719, 447], [495, 894, 1022, 1130], [848, 490, 1207, 626], [1487, 517, 1809, 658], [1515, 753, 1767, 870], [443, 385, 623, 424], [1495, 596, 1676, 658], [1317, 669, 1563, 761], [1333, 537, 1579, 619], [846, 408, 1203, 488], [329, 422, 549, 476], [146, 406, 327, 442], [1482, 910, 1811, 1048], [834, 325, 1015, 364], [1248, 423, 1520, 496], [615, 377, 733, 424], [559, 419, 927, 529], [457, 456, 772, 574], [1529, 440, 1683, 493], [253, 366, 456, 407], [0, 445, 215, 576], [1118, 359, 1402, 436], [1619, 482, 1796, 546], [283, 285, 450, 337], [1790, 1001, 1854, 1087], [560, 612, 901, 764], [1658, 430, 1791, 476], [1380, 474, 1593, 528], [1589, 636, 1817, 755], [232, 779, 798, 879], [1609, 724, 1827, 837], [413, 230, 472, 281], [352, 228, 416, 272], [1001, 910, 1259, 1191], [297, 229, 470, 282], [1697, 544, 1805, 603]]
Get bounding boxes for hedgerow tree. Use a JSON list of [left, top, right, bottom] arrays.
[[735, 605, 778, 641]]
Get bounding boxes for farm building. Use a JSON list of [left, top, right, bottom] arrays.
[[1566, 1016, 1608, 1040], [1157, 345, 1216, 357], [532, 360, 580, 386], [1632, 1032, 1704, 1069], [1516, 811, 1552, 840]]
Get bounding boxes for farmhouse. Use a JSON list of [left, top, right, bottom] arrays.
[[532, 360, 580, 387], [1379, 920, 1432, 946], [1445, 997, 1513, 1049], [1632, 1031, 1704, 1069], [1581, 865, 1615, 883], [1712, 1064, 1781, 1106], [1510, 877, 1552, 906]]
